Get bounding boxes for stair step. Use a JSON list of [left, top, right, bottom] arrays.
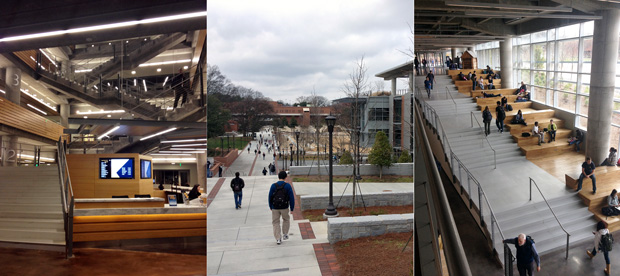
[[0, 210, 63, 219]]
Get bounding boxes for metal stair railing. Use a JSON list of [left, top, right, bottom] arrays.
[[470, 111, 497, 169], [445, 86, 458, 113], [56, 137, 74, 259], [529, 177, 570, 260], [415, 92, 515, 275]]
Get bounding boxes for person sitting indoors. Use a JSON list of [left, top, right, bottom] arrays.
[[467, 72, 472, 80], [600, 147, 617, 166], [532, 121, 545, 146], [486, 65, 494, 75], [458, 71, 465, 80], [516, 81, 528, 95], [516, 91, 530, 102], [501, 96, 508, 107], [511, 110, 527, 126], [487, 74, 495, 89], [607, 189, 620, 215], [188, 184, 201, 200], [569, 129, 584, 152], [494, 72, 501, 79], [547, 119, 557, 142], [478, 77, 485, 90]]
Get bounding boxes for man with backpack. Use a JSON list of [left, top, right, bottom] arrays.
[[230, 172, 245, 209], [587, 221, 613, 275], [268, 171, 295, 245], [495, 101, 506, 133], [504, 233, 541, 276]]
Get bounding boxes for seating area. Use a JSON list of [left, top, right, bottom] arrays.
[[565, 166, 620, 232]]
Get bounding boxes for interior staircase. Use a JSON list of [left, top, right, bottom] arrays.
[[0, 166, 65, 248], [416, 73, 597, 264]]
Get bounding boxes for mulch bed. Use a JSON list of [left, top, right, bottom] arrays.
[[334, 232, 413, 276], [302, 205, 413, 221]]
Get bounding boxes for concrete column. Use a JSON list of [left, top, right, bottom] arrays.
[[4, 67, 21, 105], [389, 79, 396, 145], [60, 104, 70, 128], [587, 10, 620, 163], [499, 37, 513, 88], [196, 152, 207, 187], [2, 136, 19, 167], [451, 48, 457, 59]]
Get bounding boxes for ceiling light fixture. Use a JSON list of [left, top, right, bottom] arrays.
[[143, 79, 147, 91], [163, 76, 169, 87], [131, 71, 136, 74], [77, 110, 125, 115], [27, 104, 47, 115], [21, 89, 57, 111], [134, 79, 137, 87], [0, 11, 207, 43], [171, 143, 207, 147], [150, 153, 192, 156], [161, 138, 207, 143], [140, 128, 177, 141], [164, 148, 206, 151], [19, 154, 55, 161], [183, 66, 188, 70], [39, 49, 57, 67], [138, 59, 191, 67], [157, 68, 162, 72], [0, 89, 5, 94], [152, 158, 197, 162], [98, 126, 120, 140], [75, 69, 93, 73]]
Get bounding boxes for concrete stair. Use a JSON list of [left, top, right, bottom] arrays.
[[0, 166, 66, 246]]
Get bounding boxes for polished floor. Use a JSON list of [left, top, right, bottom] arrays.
[[0, 247, 206, 276]]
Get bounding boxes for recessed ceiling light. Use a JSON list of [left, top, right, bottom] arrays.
[[183, 66, 188, 70], [84, 116, 88, 119], [107, 114, 111, 117], [131, 71, 136, 74], [157, 68, 162, 72], [108, 42, 111, 45]]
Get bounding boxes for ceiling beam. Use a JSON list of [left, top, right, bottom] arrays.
[[464, 11, 602, 20], [460, 18, 516, 36], [444, 1, 573, 12], [415, 21, 460, 25], [68, 118, 206, 128], [416, 35, 510, 39]]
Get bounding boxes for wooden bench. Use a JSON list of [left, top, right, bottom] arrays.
[[476, 95, 519, 106], [457, 84, 506, 95], [447, 69, 492, 76], [477, 101, 532, 111], [73, 213, 206, 242], [565, 167, 620, 232], [510, 124, 569, 145], [455, 78, 502, 86]]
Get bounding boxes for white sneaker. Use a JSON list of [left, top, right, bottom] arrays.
[[276, 239, 281, 245], [283, 234, 289, 240]]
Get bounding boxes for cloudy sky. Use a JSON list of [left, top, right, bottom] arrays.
[[207, 0, 413, 103]]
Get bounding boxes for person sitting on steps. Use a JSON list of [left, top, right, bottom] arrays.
[[511, 110, 527, 126], [576, 156, 596, 194], [547, 119, 557, 142], [532, 121, 545, 146], [600, 147, 617, 166]]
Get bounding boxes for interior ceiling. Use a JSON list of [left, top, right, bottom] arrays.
[[414, 0, 614, 51]]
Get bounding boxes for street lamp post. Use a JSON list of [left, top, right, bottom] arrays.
[[324, 114, 338, 217], [290, 144, 293, 167], [220, 137, 224, 156], [295, 130, 300, 166]]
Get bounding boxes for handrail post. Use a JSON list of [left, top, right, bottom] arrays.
[[478, 186, 483, 222], [566, 234, 570, 260], [529, 177, 532, 201], [494, 151, 497, 169]]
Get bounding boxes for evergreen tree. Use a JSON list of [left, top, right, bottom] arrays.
[[290, 117, 299, 127], [398, 149, 412, 163], [281, 117, 289, 127], [368, 131, 392, 178], [340, 151, 354, 164]]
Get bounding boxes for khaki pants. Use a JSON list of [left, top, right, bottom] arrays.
[[272, 209, 290, 241]]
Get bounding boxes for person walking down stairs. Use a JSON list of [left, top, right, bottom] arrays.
[[587, 221, 613, 275]]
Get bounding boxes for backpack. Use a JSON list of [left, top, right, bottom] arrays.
[[232, 178, 242, 192], [603, 206, 615, 217], [601, 233, 614, 251], [498, 108, 506, 120], [271, 183, 289, 209], [522, 133, 531, 137], [506, 104, 513, 111]]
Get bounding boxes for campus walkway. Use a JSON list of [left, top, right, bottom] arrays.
[[207, 130, 413, 275]]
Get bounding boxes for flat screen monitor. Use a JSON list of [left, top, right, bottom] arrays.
[[100, 158, 135, 179], [141, 159, 152, 179]]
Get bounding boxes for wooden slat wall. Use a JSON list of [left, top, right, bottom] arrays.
[[0, 98, 64, 141], [73, 213, 206, 242]]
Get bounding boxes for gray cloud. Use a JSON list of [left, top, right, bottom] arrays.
[[208, 0, 412, 102]]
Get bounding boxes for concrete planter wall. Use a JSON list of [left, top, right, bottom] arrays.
[[327, 213, 414, 244], [289, 163, 413, 176], [300, 192, 413, 211]]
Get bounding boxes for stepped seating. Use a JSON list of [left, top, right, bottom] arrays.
[[451, 73, 496, 82], [477, 101, 532, 110], [469, 88, 517, 98], [457, 84, 505, 94], [564, 166, 620, 232], [475, 95, 519, 106], [455, 78, 502, 87]]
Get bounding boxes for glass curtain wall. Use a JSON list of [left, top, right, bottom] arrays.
[[475, 21, 620, 150]]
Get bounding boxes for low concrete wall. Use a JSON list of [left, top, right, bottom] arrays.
[[300, 192, 413, 211], [289, 163, 413, 176], [327, 213, 413, 244]]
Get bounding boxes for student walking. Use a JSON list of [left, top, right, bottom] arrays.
[[504, 233, 541, 276], [262, 167, 267, 176], [587, 221, 613, 275], [268, 171, 295, 245], [577, 156, 596, 193], [230, 172, 245, 209], [482, 106, 492, 136], [424, 77, 432, 98], [495, 101, 506, 133]]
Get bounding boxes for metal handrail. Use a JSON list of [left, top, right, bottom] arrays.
[[470, 111, 497, 169], [415, 93, 513, 273], [56, 137, 74, 258], [529, 177, 570, 260], [445, 86, 458, 113], [415, 100, 472, 275]]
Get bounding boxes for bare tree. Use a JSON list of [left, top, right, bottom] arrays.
[[339, 56, 370, 212]]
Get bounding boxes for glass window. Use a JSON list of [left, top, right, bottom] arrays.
[[548, 28, 556, 41], [534, 71, 546, 87], [548, 72, 556, 90], [557, 92, 576, 112], [521, 69, 531, 84], [558, 73, 577, 92], [548, 42, 555, 71], [610, 126, 620, 152], [577, 95, 589, 116], [532, 31, 546, 43], [580, 79, 590, 95], [558, 24, 580, 39], [582, 21, 594, 37], [558, 39, 579, 72], [368, 108, 389, 121], [577, 115, 588, 129], [533, 43, 546, 70], [533, 87, 546, 103], [549, 89, 555, 106], [582, 38, 593, 73]]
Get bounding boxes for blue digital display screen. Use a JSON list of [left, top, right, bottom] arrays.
[[141, 159, 152, 179], [100, 158, 134, 179]]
